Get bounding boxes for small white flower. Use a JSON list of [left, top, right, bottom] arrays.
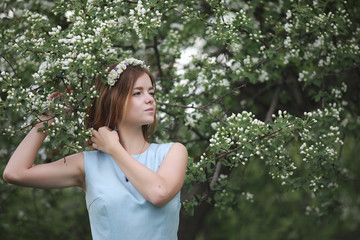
[[286, 10, 292, 19], [284, 36, 291, 48], [284, 23, 293, 33], [107, 78, 116, 86]]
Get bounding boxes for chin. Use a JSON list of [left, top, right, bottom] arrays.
[[145, 119, 155, 125], [139, 118, 154, 126]]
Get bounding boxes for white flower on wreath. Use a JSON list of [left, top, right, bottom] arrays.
[[107, 58, 149, 86]]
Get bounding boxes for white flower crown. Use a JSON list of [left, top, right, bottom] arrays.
[[107, 58, 149, 86]]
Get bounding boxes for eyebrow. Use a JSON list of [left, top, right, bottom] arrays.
[[133, 86, 154, 90]]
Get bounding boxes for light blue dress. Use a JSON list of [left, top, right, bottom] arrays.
[[84, 143, 181, 240]]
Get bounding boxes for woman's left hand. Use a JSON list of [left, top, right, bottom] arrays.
[[91, 127, 120, 154]]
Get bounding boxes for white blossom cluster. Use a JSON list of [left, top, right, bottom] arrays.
[[309, 176, 325, 192], [207, 6, 263, 45], [318, 55, 335, 67], [305, 103, 342, 121], [170, 57, 232, 128], [56, 20, 118, 70], [25, 88, 49, 111], [243, 55, 259, 67], [306, 11, 337, 33], [267, 147, 297, 181], [217, 174, 228, 183], [283, 47, 300, 65], [242, 192, 254, 202], [191, 153, 207, 173], [305, 200, 336, 217], [284, 22, 293, 33], [297, 70, 316, 83], [307, 35, 325, 52], [257, 69, 269, 82], [207, 12, 237, 43], [209, 111, 265, 147], [298, 104, 345, 192], [9, 10, 50, 50], [284, 36, 292, 48], [129, 0, 163, 38], [331, 88, 342, 99], [207, 110, 298, 181], [272, 109, 288, 121], [305, 205, 320, 216], [185, 108, 203, 128], [158, 28, 182, 56], [22, 10, 49, 27]]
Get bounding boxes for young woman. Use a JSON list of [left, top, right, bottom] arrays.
[[3, 58, 188, 240]]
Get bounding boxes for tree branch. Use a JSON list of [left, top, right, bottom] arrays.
[[209, 123, 294, 189], [265, 85, 281, 123], [210, 161, 222, 190], [153, 36, 164, 78], [158, 84, 246, 125], [0, 53, 20, 79]]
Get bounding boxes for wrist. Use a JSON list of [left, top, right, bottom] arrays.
[[108, 142, 124, 157]]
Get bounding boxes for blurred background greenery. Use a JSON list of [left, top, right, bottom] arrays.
[[1, 0, 360, 239]]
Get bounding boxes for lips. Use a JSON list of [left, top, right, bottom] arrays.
[[145, 108, 154, 112]]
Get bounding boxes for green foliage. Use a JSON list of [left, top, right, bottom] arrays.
[[1, 0, 359, 239]]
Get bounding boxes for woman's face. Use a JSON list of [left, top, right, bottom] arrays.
[[122, 73, 156, 127]]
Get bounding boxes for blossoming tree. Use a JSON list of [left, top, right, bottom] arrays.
[[0, 0, 359, 239]]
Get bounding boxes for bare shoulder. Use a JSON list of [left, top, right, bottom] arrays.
[[56, 152, 85, 182], [66, 151, 84, 159], [166, 142, 188, 164], [65, 152, 85, 172], [169, 142, 188, 155], [61, 151, 85, 189], [65, 151, 84, 162], [158, 142, 188, 179]]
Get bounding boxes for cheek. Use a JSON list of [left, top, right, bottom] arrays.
[[128, 99, 141, 112]]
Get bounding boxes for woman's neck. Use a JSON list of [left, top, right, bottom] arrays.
[[117, 124, 149, 155]]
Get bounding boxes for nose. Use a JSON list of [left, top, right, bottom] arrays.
[[145, 93, 154, 104]]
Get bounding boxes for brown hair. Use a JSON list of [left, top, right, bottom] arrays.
[[85, 64, 157, 143]]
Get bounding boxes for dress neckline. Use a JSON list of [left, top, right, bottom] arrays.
[[131, 143, 153, 157]]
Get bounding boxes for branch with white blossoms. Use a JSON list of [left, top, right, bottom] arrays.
[[183, 103, 347, 213], [184, 110, 299, 209], [158, 84, 247, 125]]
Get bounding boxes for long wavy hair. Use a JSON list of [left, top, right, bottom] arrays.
[[85, 64, 157, 143]]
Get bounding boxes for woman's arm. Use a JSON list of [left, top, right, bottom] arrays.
[[92, 127, 188, 206], [3, 118, 85, 190], [3, 86, 85, 190]]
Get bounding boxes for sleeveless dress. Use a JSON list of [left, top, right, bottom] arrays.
[[84, 143, 181, 240]]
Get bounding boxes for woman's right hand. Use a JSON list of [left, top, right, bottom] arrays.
[[91, 127, 121, 154]]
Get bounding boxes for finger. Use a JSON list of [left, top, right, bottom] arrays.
[[65, 85, 74, 95], [92, 143, 97, 149], [65, 85, 71, 93], [49, 92, 59, 101], [99, 126, 110, 132], [113, 129, 119, 136], [92, 129, 98, 136], [104, 126, 112, 132]]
